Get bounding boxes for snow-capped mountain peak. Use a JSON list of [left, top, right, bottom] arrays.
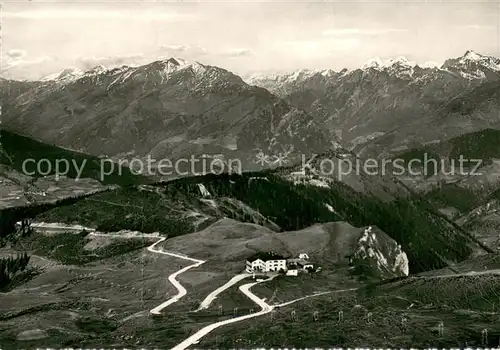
[[288, 68, 316, 81], [321, 69, 336, 77], [442, 50, 500, 79], [41, 67, 85, 82], [244, 68, 337, 92], [243, 68, 339, 96], [361, 56, 417, 69], [189, 61, 207, 75], [162, 57, 181, 65], [159, 57, 189, 68], [418, 61, 440, 69], [86, 64, 108, 75], [360, 56, 418, 78], [463, 49, 483, 61], [360, 57, 384, 70], [385, 56, 412, 66]]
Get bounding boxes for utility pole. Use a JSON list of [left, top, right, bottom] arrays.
[[481, 328, 488, 345], [437, 321, 444, 337], [492, 303, 496, 323], [401, 314, 407, 333]]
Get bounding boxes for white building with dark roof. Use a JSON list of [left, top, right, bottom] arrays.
[[245, 252, 287, 273]]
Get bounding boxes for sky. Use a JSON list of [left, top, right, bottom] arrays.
[[2, 0, 500, 80]]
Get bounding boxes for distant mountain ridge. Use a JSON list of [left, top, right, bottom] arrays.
[[1, 57, 333, 175], [247, 51, 500, 156], [247, 50, 500, 89]]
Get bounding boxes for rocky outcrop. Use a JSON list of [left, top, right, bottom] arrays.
[[352, 226, 409, 278]]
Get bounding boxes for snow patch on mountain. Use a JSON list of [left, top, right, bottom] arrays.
[[197, 183, 212, 197], [86, 65, 108, 75], [324, 203, 337, 213], [190, 61, 208, 75], [41, 67, 85, 82], [41, 64, 113, 84], [361, 56, 416, 69], [157, 58, 190, 73], [360, 57, 384, 70], [106, 67, 138, 91], [361, 56, 420, 78], [463, 50, 483, 61], [459, 69, 487, 80], [245, 68, 334, 88], [418, 61, 441, 69]]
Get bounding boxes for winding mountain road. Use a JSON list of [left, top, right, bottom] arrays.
[[195, 273, 252, 311], [146, 237, 205, 315], [89, 233, 206, 315]]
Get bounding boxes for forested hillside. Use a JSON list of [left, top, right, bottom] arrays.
[[20, 171, 485, 274]]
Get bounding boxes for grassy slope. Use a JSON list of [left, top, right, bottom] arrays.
[[201, 275, 500, 348]]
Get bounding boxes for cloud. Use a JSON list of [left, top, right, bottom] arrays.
[[74, 54, 146, 69], [219, 48, 254, 57], [6, 49, 27, 60], [2, 9, 196, 21], [1, 53, 52, 71], [322, 28, 407, 36], [0, 54, 53, 81], [463, 24, 495, 30], [159, 45, 207, 56], [283, 38, 359, 54]]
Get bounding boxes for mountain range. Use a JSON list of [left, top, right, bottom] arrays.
[[248, 50, 500, 157], [2, 51, 499, 171]]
